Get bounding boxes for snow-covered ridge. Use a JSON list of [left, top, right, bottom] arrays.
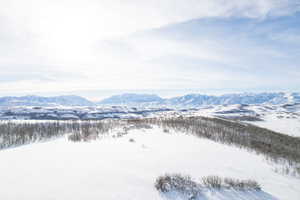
[[1, 92, 299, 107], [99, 92, 300, 107], [0, 95, 95, 107], [99, 93, 163, 105]]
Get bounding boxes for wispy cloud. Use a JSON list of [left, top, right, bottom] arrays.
[[0, 0, 299, 96]]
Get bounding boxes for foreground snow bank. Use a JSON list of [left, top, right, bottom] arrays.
[[0, 127, 299, 200], [162, 189, 278, 200]]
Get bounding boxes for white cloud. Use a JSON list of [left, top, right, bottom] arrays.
[[0, 0, 299, 95]]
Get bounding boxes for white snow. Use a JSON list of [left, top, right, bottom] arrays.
[[249, 113, 300, 137], [0, 127, 299, 200], [177, 104, 300, 137]]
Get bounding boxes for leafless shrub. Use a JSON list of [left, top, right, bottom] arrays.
[[203, 176, 261, 190], [202, 176, 222, 189], [155, 174, 261, 197], [129, 138, 135, 143], [224, 178, 261, 190], [163, 128, 170, 133], [242, 179, 261, 190], [155, 174, 201, 198], [223, 177, 238, 188]]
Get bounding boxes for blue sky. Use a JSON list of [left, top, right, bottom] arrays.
[[0, 0, 299, 99]]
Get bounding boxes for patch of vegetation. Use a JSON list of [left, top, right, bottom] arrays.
[[0, 120, 151, 149], [203, 176, 261, 190], [0, 120, 117, 149], [155, 174, 261, 199], [155, 174, 201, 198]]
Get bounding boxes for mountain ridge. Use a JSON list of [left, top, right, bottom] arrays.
[[0, 92, 300, 107], [0, 95, 95, 107], [98, 92, 300, 107]]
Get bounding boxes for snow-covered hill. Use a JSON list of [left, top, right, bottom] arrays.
[[0, 126, 299, 200], [182, 103, 300, 137], [0, 106, 173, 120]]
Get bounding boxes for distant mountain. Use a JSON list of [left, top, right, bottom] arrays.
[[0, 95, 95, 107], [98, 92, 300, 107], [166, 93, 286, 107], [166, 93, 300, 107], [98, 93, 163, 105], [1, 92, 299, 108]]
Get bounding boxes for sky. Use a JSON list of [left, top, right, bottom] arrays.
[[0, 0, 300, 100]]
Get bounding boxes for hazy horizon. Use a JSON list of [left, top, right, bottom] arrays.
[[0, 89, 299, 102]]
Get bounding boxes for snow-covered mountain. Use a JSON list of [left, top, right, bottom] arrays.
[[1, 92, 300, 107], [166, 93, 300, 107], [0, 95, 95, 107], [98, 92, 300, 107], [98, 93, 164, 105]]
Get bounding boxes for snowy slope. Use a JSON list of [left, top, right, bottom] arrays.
[[180, 103, 300, 137], [247, 103, 300, 137], [0, 127, 299, 200], [250, 113, 300, 137]]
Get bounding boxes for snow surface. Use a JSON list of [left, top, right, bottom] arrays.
[[0, 127, 299, 200], [179, 104, 300, 137], [249, 113, 300, 137]]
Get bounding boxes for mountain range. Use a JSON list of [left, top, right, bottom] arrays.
[[0, 95, 94, 107], [0, 92, 299, 107]]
